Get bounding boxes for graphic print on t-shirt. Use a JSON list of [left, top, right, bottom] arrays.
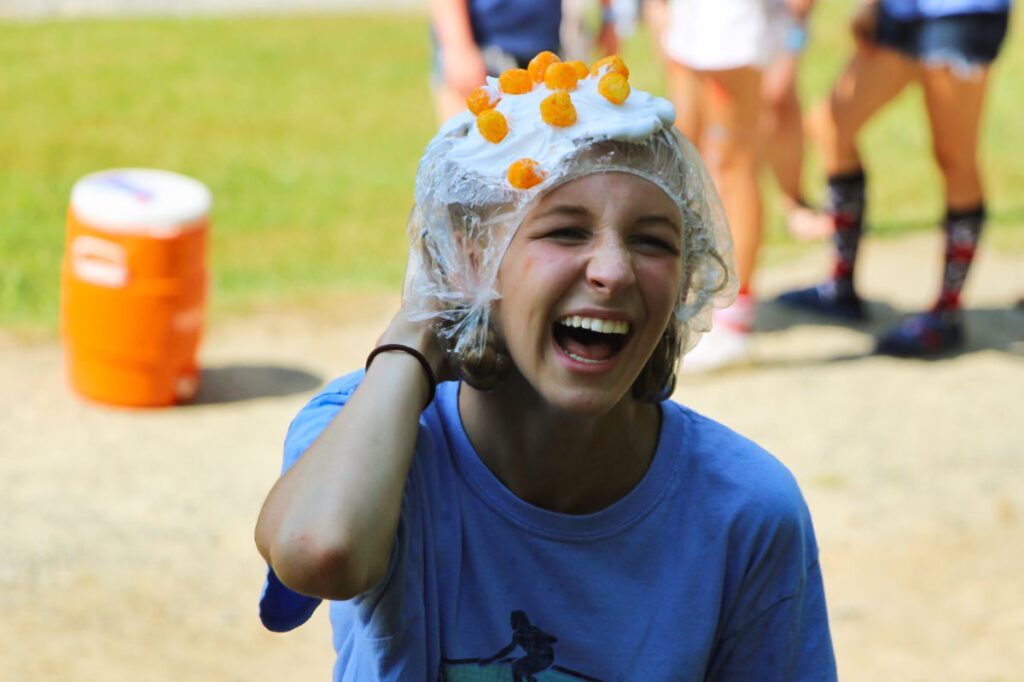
[[439, 610, 604, 681]]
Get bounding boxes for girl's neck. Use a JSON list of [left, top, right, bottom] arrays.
[[458, 377, 661, 515]]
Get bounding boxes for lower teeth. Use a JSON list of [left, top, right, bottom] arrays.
[[566, 351, 608, 365]]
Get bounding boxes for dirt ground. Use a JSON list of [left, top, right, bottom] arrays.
[[2, 232, 1022, 681]]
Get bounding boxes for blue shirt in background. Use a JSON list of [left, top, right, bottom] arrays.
[[882, 0, 1011, 19], [467, 0, 562, 60]]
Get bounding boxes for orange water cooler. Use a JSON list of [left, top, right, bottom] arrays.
[[61, 169, 212, 407]]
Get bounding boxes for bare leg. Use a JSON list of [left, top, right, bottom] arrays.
[[763, 52, 833, 240], [643, 0, 670, 64], [875, 64, 993, 355], [698, 66, 763, 292], [677, 66, 762, 372], [761, 53, 803, 208], [920, 65, 990, 210], [665, 59, 703, 147], [809, 45, 918, 175], [779, 45, 919, 318]]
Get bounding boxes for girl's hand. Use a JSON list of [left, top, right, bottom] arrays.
[[375, 310, 454, 384], [445, 43, 488, 98], [392, 251, 457, 382]]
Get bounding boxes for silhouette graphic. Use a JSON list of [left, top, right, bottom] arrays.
[[439, 609, 604, 681], [479, 611, 558, 681]]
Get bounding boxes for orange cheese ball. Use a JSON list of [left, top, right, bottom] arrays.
[[540, 91, 577, 127], [466, 86, 500, 115], [598, 72, 631, 105], [566, 60, 590, 80], [476, 108, 509, 143], [499, 68, 533, 95], [527, 51, 561, 83], [507, 158, 545, 189], [544, 62, 579, 91], [590, 55, 630, 79]]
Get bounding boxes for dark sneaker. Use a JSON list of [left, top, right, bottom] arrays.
[[776, 281, 866, 321], [875, 311, 964, 356]]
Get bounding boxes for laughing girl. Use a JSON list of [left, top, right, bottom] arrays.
[[255, 52, 837, 681]]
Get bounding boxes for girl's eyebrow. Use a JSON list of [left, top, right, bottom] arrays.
[[532, 204, 591, 220], [532, 205, 681, 233], [635, 214, 682, 233]]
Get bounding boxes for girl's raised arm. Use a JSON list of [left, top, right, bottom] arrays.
[[254, 312, 444, 601]]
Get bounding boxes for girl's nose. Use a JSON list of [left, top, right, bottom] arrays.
[[586, 237, 635, 293]]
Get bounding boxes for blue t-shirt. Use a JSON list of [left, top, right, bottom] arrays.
[[467, 0, 561, 60], [881, 0, 1011, 19], [260, 372, 837, 681]]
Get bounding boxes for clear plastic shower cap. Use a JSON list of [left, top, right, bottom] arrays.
[[404, 54, 736, 399]]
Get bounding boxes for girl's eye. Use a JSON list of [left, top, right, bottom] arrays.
[[544, 227, 589, 241], [632, 234, 679, 254]]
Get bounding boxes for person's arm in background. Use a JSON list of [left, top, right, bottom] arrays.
[[254, 313, 445, 601], [642, 0, 669, 64], [597, 0, 621, 56], [430, 0, 488, 97], [786, 0, 817, 21]]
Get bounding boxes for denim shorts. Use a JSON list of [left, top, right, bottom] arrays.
[[875, 9, 1010, 68]]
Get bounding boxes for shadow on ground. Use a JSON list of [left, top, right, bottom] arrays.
[[755, 301, 1024, 368], [188, 364, 323, 405]]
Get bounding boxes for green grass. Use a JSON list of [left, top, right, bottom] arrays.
[[2, 3, 1022, 333], [1, 14, 436, 331]]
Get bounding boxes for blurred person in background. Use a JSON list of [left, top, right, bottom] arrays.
[[431, 0, 620, 122], [762, 0, 835, 241], [777, 0, 1011, 356], [645, 0, 822, 372], [561, 0, 627, 61]]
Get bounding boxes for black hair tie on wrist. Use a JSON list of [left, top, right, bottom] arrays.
[[365, 344, 437, 409]]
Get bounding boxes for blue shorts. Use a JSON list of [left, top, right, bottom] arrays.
[[875, 9, 1010, 68]]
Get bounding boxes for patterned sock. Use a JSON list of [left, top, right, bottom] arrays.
[[934, 204, 985, 314], [827, 170, 867, 295]]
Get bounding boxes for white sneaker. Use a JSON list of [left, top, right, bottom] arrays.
[[682, 297, 755, 374]]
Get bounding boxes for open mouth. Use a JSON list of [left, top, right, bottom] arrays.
[[552, 316, 632, 365]]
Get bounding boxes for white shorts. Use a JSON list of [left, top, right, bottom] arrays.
[[662, 0, 790, 70]]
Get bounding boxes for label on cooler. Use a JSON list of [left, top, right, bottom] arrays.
[[71, 168, 212, 238], [70, 235, 129, 288]]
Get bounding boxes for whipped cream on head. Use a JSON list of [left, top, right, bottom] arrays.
[[445, 64, 677, 188]]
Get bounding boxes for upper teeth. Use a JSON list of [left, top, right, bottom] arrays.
[[557, 316, 630, 335]]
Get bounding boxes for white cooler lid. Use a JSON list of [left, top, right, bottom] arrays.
[[71, 168, 212, 237]]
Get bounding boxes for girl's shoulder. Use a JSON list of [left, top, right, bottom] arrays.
[[663, 400, 809, 524], [284, 372, 457, 474], [282, 370, 367, 470], [663, 400, 774, 464]]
